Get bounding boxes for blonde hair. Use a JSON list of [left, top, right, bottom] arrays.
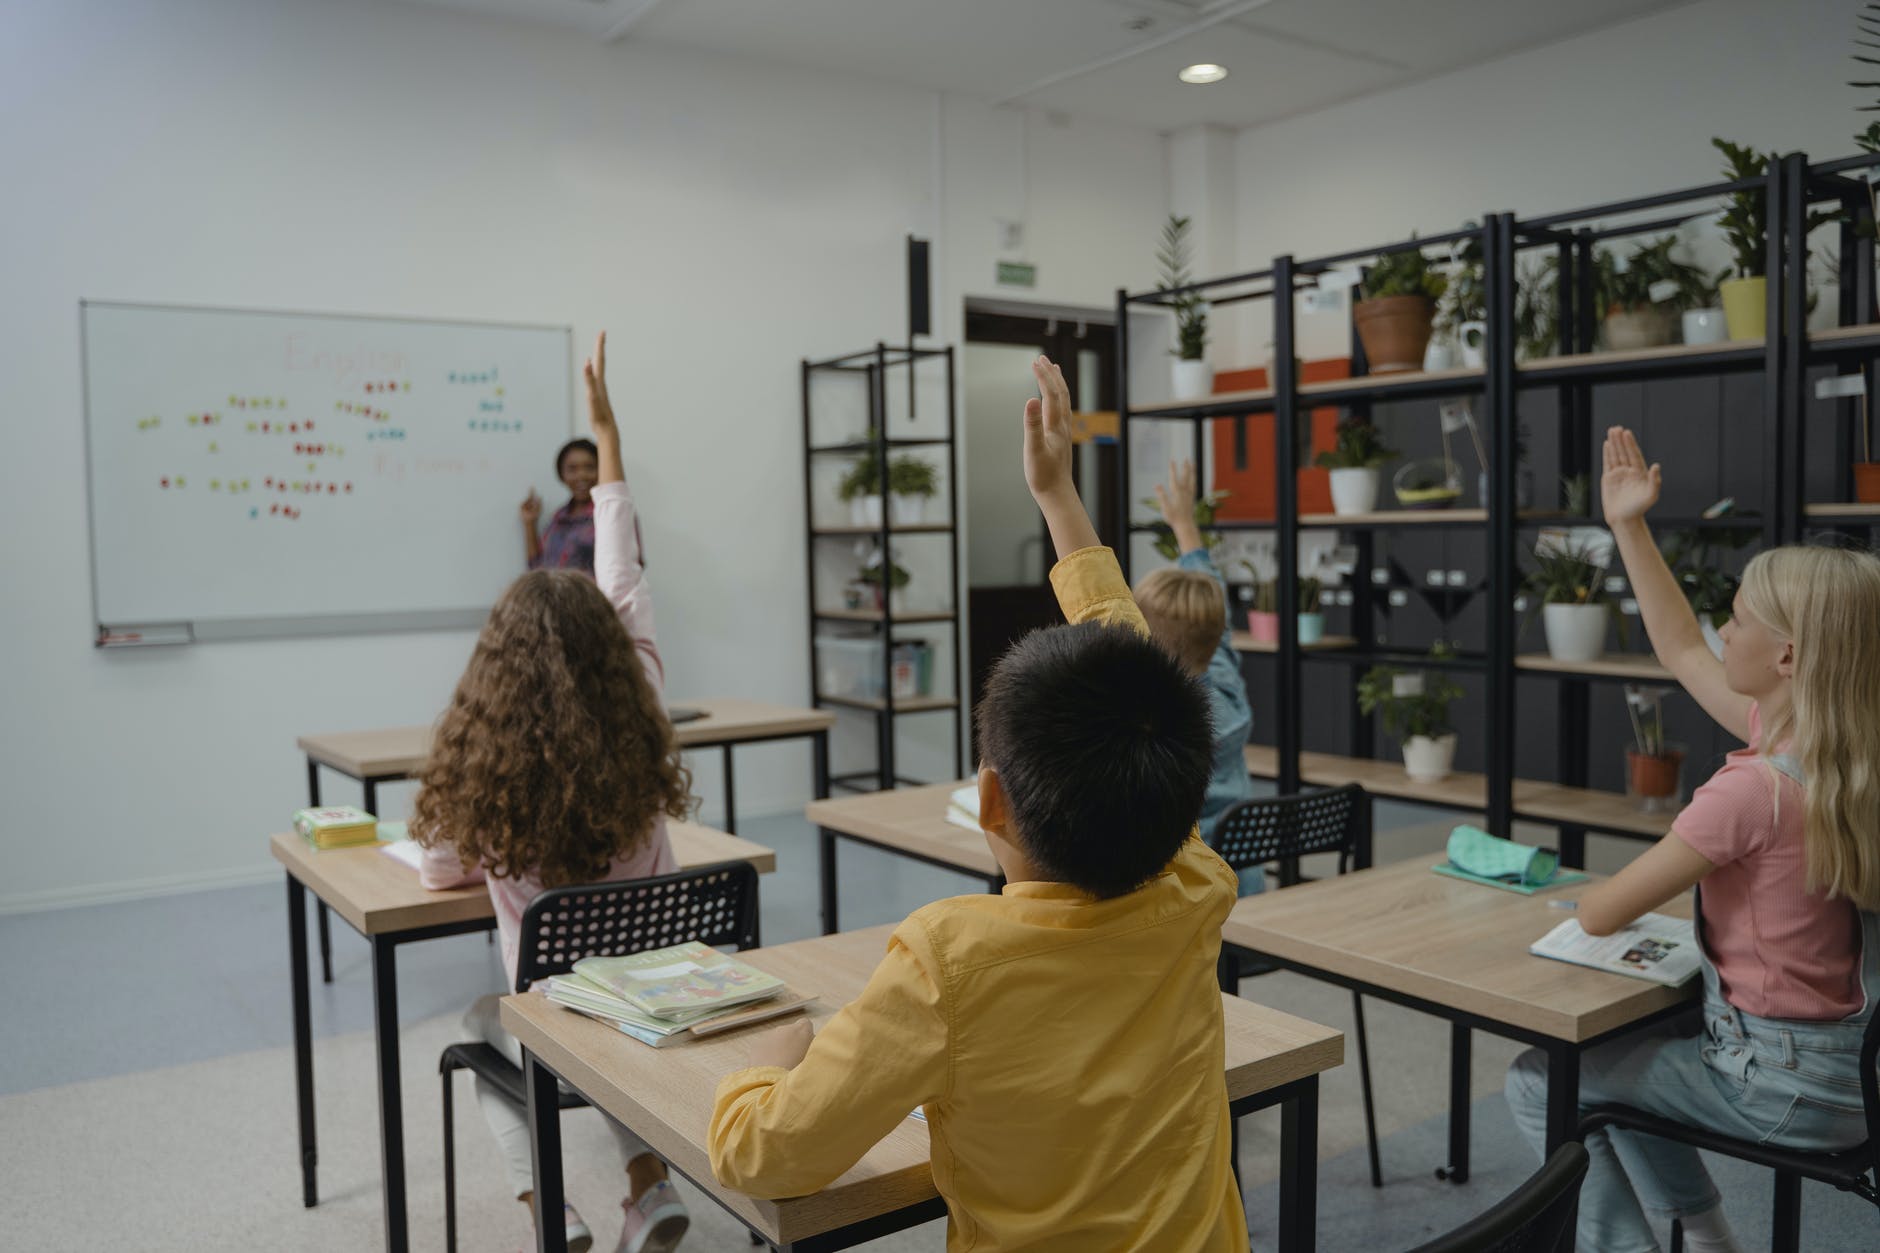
[[1738, 546, 1880, 909], [1133, 567, 1224, 675]]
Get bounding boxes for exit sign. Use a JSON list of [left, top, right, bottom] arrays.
[[996, 261, 1037, 288]]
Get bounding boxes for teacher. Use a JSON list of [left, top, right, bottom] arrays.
[[520, 438, 599, 573]]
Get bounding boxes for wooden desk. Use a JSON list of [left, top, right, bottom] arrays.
[[502, 925, 1345, 1253], [297, 698, 833, 981], [272, 823, 776, 1253], [803, 782, 1002, 934], [1221, 856, 1696, 1183]]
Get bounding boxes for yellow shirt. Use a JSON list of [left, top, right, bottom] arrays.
[[710, 547, 1247, 1252]]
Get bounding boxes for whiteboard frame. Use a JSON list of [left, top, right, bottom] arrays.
[[80, 299, 574, 647]]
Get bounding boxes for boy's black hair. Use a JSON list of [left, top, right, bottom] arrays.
[[556, 438, 598, 477], [977, 621, 1214, 899]]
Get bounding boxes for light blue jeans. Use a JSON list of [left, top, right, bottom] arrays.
[[1505, 913, 1875, 1252]]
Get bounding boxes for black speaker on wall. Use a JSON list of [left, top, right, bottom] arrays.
[[907, 234, 931, 339]]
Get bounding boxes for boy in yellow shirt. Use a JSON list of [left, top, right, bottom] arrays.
[[706, 356, 1247, 1251]]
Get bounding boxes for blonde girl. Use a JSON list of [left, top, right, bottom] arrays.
[[1504, 426, 1880, 1253]]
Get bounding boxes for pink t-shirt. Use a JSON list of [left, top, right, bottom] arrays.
[[1672, 704, 1863, 1020], [420, 478, 679, 989]]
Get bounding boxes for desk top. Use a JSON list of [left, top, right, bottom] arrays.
[[804, 782, 1000, 879], [1221, 855, 1696, 1042], [270, 822, 775, 936], [500, 924, 1343, 1247], [296, 698, 837, 779]]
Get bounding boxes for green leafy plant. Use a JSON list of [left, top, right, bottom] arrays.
[[1524, 536, 1629, 645], [1251, 579, 1278, 614], [1852, 3, 1880, 136], [887, 455, 938, 498], [1298, 576, 1323, 614], [1595, 236, 1713, 314], [1712, 140, 1836, 280], [1357, 646, 1467, 743], [1436, 237, 1486, 334], [1515, 254, 1562, 360], [857, 556, 911, 590], [1157, 214, 1208, 361], [1661, 519, 1760, 629], [1315, 418, 1399, 470], [1139, 488, 1229, 561], [837, 454, 881, 501], [1361, 245, 1448, 303], [1561, 473, 1591, 517]]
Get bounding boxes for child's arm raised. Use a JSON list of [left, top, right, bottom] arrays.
[[1026, 356, 1148, 636], [1601, 426, 1750, 742], [584, 331, 664, 691]]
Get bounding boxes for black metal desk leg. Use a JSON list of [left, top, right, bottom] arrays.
[[721, 743, 737, 834], [525, 1048, 570, 1253], [819, 827, 839, 935], [287, 874, 318, 1208], [1543, 1043, 1582, 1156], [307, 758, 335, 985], [370, 937, 409, 1253], [1277, 1076, 1319, 1253], [1437, 1021, 1472, 1184], [812, 730, 830, 800]]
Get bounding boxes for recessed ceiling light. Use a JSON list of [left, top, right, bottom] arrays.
[[1179, 63, 1228, 85]]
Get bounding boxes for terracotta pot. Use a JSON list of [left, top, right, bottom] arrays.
[[1353, 295, 1435, 373], [1856, 463, 1880, 504], [1603, 307, 1676, 351], [1628, 749, 1684, 798]]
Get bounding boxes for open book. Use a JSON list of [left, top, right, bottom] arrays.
[[944, 784, 983, 834], [1529, 912, 1701, 987]]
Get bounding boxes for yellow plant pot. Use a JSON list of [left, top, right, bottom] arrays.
[[1719, 277, 1766, 341]]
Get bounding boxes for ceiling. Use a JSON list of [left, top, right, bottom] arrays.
[[395, 0, 1695, 131]]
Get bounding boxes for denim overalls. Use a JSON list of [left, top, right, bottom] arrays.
[[1506, 754, 1876, 1252]]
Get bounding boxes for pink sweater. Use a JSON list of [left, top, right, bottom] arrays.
[[419, 478, 679, 989]]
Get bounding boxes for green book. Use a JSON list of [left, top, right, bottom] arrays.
[[573, 942, 784, 1023]]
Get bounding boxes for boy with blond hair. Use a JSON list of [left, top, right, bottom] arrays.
[[1136, 459, 1261, 895], [707, 356, 1247, 1252]]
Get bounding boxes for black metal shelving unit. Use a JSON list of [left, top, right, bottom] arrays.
[[1117, 148, 1880, 867], [801, 342, 964, 794]]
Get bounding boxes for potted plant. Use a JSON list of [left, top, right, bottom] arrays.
[[838, 432, 885, 526], [887, 454, 938, 525], [1662, 515, 1760, 657], [1157, 214, 1212, 400], [1141, 488, 1228, 560], [1524, 533, 1623, 663], [1246, 579, 1280, 643], [1354, 245, 1447, 373], [1515, 254, 1563, 361], [1435, 237, 1487, 368], [857, 550, 911, 614], [1297, 575, 1325, 645], [1595, 235, 1711, 351], [1393, 458, 1463, 510], [1357, 646, 1466, 783], [1315, 418, 1398, 516], [1623, 685, 1684, 813], [1708, 141, 1831, 339]]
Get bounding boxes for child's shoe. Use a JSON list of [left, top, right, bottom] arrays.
[[614, 1179, 689, 1253], [562, 1201, 595, 1253]]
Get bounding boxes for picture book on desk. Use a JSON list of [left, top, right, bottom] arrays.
[[1530, 913, 1701, 986], [543, 972, 809, 1049], [573, 942, 785, 1022]]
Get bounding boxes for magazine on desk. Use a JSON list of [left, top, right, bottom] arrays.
[[1529, 912, 1701, 986]]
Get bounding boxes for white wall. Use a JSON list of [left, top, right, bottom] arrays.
[[0, 0, 1169, 911], [1230, 0, 1860, 360]]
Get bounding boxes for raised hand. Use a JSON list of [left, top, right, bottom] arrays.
[[1153, 459, 1204, 553], [519, 488, 542, 527], [1022, 355, 1075, 502], [582, 330, 616, 439], [1601, 426, 1661, 527]]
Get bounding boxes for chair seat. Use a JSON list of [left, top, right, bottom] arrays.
[[441, 1041, 586, 1112], [1582, 1105, 1876, 1196]]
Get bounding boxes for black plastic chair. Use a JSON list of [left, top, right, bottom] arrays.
[[1578, 993, 1880, 1253], [440, 860, 762, 1253], [1207, 783, 1384, 1187], [1403, 1142, 1589, 1253]]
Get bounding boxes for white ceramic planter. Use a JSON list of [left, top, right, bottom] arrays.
[[1810, 282, 1842, 333], [1681, 308, 1728, 345], [1403, 733, 1457, 783], [849, 495, 884, 527], [1423, 339, 1456, 371], [1543, 602, 1608, 663], [890, 494, 927, 526], [1328, 467, 1380, 516], [1171, 358, 1214, 401], [1457, 320, 1487, 368]]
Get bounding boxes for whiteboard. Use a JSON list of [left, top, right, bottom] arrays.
[[81, 302, 572, 642]]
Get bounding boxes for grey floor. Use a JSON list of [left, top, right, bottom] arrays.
[[2, 800, 1875, 1250]]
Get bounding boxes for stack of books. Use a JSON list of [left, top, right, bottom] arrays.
[[292, 805, 379, 850], [542, 941, 810, 1048]]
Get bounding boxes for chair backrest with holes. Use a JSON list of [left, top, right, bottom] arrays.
[[1206, 784, 1366, 888], [512, 860, 761, 993]]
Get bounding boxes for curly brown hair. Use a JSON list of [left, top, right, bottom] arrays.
[[410, 569, 694, 889]]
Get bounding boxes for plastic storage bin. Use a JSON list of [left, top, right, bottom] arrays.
[[815, 633, 884, 700]]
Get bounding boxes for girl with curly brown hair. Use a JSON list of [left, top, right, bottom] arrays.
[[413, 332, 694, 1253]]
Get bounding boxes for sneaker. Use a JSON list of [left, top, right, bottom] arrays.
[[564, 1201, 595, 1253], [614, 1179, 689, 1253]]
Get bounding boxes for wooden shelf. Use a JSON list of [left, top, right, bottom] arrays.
[[1231, 632, 1358, 654], [1297, 365, 1485, 403], [819, 694, 959, 714], [1517, 338, 1765, 385], [808, 438, 951, 454], [815, 609, 955, 624], [1804, 502, 1880, 518], [1808, 324, 1880, 349], [1515, 653, 1673, 681], [1132, 385, 1275, 417], [1514, 783, 1671, 838], [812, 524, 952, 536], [1300, 508, 1483, 527]]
